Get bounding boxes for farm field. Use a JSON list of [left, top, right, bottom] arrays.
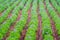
[[0, 0, 60, 40]]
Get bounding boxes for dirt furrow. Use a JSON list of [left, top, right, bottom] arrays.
[[20, 4, 32, 40], [44, 1, 59, 40], [36, 1, 43, 40], [2, 10, 22, 40], [36, 12, 42, 40]]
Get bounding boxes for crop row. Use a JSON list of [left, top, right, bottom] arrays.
[[6, 0, 32, 40], [0, 0, 16, 12], [25, 0, 38, 40], [0, 0, 60, 40], [45, 0, 60, 35], [39, 0, 53, 40], [0, 0, 27, 39], [50, 0, 60, 14], [0, 0, 21, 24]]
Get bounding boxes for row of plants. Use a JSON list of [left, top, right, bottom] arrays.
[[45, 0, 60, 35], [39, 0, 53, 40], [0, 0, 21, 24], [25, 0, 38, 40], [6, 0, 32, 40], [0, 0, 10, 12], [0, 0, 16, 12], [0, 0, 26, 39], [50, 0, 60, 14], [19, 0, 27, 9]]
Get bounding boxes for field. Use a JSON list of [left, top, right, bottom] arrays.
[[0, 0, 60, 40]]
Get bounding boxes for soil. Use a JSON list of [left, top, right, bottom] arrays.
[[36, 1, 43, 40]]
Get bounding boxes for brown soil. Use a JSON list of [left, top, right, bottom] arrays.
[[8, 13, 12, 18], [20, 3, 32, 40], [36, 1, 43, 40]]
